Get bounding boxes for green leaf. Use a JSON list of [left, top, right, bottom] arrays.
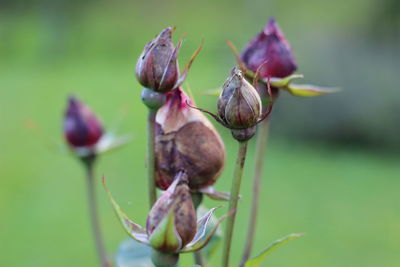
[[284, 83, 341, 97], [148, 205, 182, 252], [244, 233, 304, 267], [115, 238, 153, 267], [102, 178, 149, 244]]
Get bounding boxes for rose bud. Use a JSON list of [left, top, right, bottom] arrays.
[[146, 172, 197, 252], [241, 17, 297, 78], [136, 27, 179, 93], [64, 96, 103, 148], [155, 87, 225, 190], [103, 173, 231, 255], [217, 68, 262, 129]]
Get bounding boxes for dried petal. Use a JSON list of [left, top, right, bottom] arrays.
[[155, 88, 225, 190]]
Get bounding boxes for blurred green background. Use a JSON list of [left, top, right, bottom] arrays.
[[1, 0, 399, 266]]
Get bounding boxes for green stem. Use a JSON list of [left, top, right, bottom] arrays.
[[222, 141, 249, 267], [240, 120, 270, 266], [151, 249, 179, 267], [84, 157, 110, 267], [147, 109, 158, 208]]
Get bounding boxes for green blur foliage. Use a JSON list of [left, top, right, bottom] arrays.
[[1, 0, 399, 266]]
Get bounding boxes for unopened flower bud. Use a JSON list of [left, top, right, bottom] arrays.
[[146, 173, 197, 252], [136, 27, 179, 92], [155, 87, 225, 190], [241, 18, 297, 78], [63, 96, 103, 148], [217, 68, 262, 129]]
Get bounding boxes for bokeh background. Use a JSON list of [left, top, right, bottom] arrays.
[[1, 0, 399, 266]]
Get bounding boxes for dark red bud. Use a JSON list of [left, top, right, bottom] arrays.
[[63, 96, 103, 148], [241, 18, 297, 78], [136, 27, 180, 92]]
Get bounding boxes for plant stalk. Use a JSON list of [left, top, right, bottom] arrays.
[[240, 119, 270, 266], [147, 109, 158, 208], [222, 141, 249, 267], [84, 157, 110, 267]]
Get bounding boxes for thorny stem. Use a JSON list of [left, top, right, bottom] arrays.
[[147, 109, 158, 208], [240, 119, 270, 266], [83, 156, 110, 267], [222, 141, 249, 267]]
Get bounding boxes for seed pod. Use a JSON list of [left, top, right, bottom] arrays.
[[241, 18, 297, 78], [155, 87, 225, 190], [217, 68, 262, 129], [63, 96, 103, 148], [136, 27, 179, 92], [146, 172, 197, 252]]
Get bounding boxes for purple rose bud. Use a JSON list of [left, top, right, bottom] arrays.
[[241, 18, 297, 78], [136, 27, 180, 93], [64, 96, 103, 148]]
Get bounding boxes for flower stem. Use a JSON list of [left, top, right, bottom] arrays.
[[222, 141, 249, 267], [83, 156, 110, 267], [147, 109, 158, 208], [240, 119, 270, 266]]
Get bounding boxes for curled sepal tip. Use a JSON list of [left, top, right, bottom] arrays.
[[102, 177, 149, 244], [181, 208, 235, 253]]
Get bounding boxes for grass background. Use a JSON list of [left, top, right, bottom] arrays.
[[1, 0, 399, 266]]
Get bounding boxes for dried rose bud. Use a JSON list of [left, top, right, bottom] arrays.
[[241, 18, 297, 78], [146, 172, 197, 252], [136, 27, 179, 93], [217, 68, 262, 129], [64, 96, 103, 148], [155, 87, 225, 190]]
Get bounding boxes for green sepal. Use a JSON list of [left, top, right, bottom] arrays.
[[244, 233, 304, 267], [268, 74, 304, 88], [149, 204, 182, 253], [181, 208, 233, 253], [195, 206, 223, 260], [102, 178, 149, 244], [284, 83, 341, 97]]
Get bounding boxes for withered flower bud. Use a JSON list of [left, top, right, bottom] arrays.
[[155, 87, 225, 190], [64, 96, 103, 148], [241, 18, 297, 78], [146, 172, 197, 252], [217, 68, 262, 129], [136, 27, 179, 93]]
